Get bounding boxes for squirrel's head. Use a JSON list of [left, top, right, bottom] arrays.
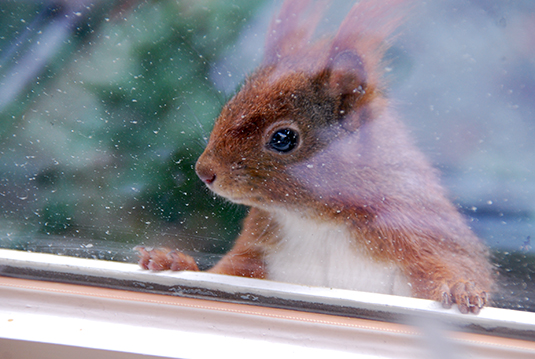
[[196, 0, 406, 214]]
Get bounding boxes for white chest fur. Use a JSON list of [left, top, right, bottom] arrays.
[[265, 213, 412, 296]]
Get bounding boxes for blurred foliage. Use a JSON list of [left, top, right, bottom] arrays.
[[0, 0, 262, 256]]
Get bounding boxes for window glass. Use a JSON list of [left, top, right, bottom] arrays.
[[1, 0, 534, 312], [0, 0, 259, 266]]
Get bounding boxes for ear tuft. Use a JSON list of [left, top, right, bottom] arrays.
[[263, 0, 323, 66]]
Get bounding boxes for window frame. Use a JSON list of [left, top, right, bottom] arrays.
[[1, 248, 535, 358]]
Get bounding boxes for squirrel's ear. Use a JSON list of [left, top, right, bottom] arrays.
[[323, 50, 368, 131]]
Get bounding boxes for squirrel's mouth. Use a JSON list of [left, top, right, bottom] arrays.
[[204, 183, 248, 204], [207, 184, 268, 207]]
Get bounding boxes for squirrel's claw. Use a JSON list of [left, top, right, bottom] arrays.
[[135, 246, 198, 272], [441, 281, 488, 314]]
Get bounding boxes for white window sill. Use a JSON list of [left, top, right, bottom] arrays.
[[1, 248, 535, 358]]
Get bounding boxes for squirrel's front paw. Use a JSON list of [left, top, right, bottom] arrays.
[[136, 246, 199, 272], [439, 281, 488, 314]]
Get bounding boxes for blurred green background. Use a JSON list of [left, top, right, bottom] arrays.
[[0, 0, 264, 264]]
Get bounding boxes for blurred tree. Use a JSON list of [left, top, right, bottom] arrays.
[[0, 0, 263, 260]]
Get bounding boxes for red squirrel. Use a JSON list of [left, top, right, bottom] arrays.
[[138, 0, 493, 314]]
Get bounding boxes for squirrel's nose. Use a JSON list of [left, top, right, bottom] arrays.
[[200, 171, 216, 185], [195, 160, 216, 185]]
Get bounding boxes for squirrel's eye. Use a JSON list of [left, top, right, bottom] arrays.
[[268, 128, 299, 153]]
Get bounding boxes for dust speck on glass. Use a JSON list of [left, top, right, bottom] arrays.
[[0, 0, 534, 312]]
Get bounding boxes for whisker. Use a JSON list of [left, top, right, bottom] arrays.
[[181, 101, 209, 146]]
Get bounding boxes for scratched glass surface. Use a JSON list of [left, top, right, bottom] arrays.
[[0, 0, 534, 311]]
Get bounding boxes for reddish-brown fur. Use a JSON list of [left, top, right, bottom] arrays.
[[138, 0, 493, 314]]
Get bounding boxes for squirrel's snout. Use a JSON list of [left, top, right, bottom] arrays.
[[195, 159, 217, 185]]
